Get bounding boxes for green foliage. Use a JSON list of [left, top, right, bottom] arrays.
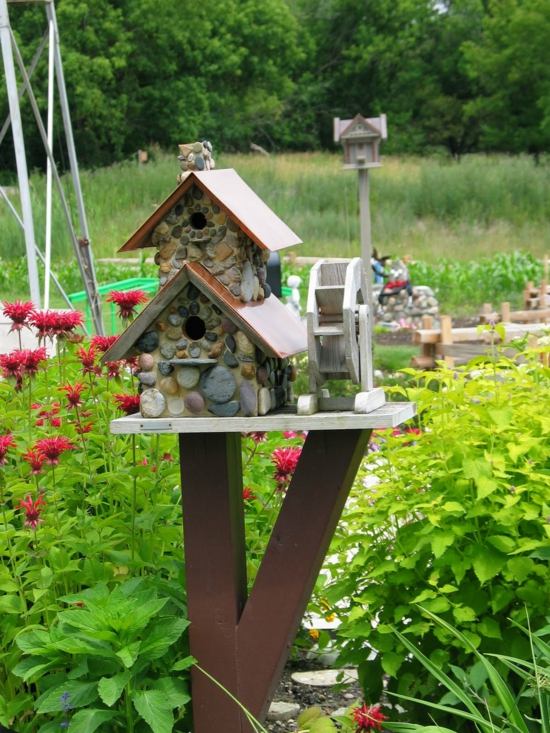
[[1, 0, 550, 160], [385, 611, 550, 733], [409, 250, 543, 312], [325, 350, 550, 728], [463, 0, 550, 156], [13, 579, 192, 732], [0, 330, 194, 731]]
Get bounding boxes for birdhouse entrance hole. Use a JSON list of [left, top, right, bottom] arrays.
[[190, 211, 208, 230], [185, 315, 206, 340]]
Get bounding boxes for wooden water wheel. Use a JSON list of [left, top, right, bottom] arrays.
[[297, 258, 385, 414]]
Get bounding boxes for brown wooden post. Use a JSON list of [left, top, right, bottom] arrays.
[[440, 314, 454, 367], [178, 428, 371, 732], [237, 429, 371, 719], [501, 301, 511, 323], [179, 432, 248, 732]]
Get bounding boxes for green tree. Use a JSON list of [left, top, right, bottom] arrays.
[[463, 0, 550, 157]]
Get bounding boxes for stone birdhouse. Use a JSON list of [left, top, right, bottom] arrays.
[[103, 162, 307, 418], [333, 114, 387, 170]]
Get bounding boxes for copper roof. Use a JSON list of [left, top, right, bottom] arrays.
[[102, 262, 307, 363], [119, 168, 302, 253]]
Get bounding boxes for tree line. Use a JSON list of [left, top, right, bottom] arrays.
[[1, 0, 549, 170]]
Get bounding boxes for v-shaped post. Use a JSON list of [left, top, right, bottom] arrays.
[[179, 428, 371, 732]]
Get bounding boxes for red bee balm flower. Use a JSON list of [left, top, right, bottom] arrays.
[[106, 290, 148, 320], [272, 446, 302, 481], [23, 348, 47, 376], [2, 300, 35, 332], [76, 345, 100, 375], [114, 394, 140, 415], [91, 335, 118, 353], [242, 487, 255, 501], [352, 704, 387, 731], [23, 448, 46, 474], [34, 436, 74, 465], [18, 494, 45, 529], [30, 310, 83, 338], [0, 434, 16, 465], [60, 383, 85, 409]]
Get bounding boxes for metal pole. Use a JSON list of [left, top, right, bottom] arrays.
[[0, 29, 47, 147], [10, 30, 101, 334], [0, 0, 41, 305], [44, 14, 55, 308], [47, 0, 103, 333]]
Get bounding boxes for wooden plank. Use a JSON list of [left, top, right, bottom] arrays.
[[179, 433, 248, 732], [508, 308, 550, 323], [110, 402, 417, 434], [414, 322, 550, 345], [315, 285, 344, 315], [237, 429, 371, 719]]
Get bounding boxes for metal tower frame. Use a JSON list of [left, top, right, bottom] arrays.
[[0, 0, 104, 334]]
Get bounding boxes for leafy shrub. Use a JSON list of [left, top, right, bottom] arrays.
[[12, 578, 192, 732], [325, 349, 550, 728]]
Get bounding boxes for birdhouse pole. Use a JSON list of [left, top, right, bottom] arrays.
[[358, 167, 373, 300]]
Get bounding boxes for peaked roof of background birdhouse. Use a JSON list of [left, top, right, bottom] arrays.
[[102, 262, 307, 363], [333, 114, 388, 143], [119, 168, 302, 253]]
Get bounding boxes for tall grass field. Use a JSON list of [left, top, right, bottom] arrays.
[[1, 151, 549, 263], [0, 152, 548, 314]]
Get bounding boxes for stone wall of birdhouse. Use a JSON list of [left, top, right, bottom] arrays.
[[133, 283, 296, 418], [152, 185, 270, 303]]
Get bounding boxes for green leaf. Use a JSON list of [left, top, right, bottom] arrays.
[[0, 594, 25, 614], [453, 606, 477, 623], [478, 617, 502, 639], [471, 546, 506, 583], [476, 476, 498, 500], [36, 680, 99, 714], [116, 641, 141, 669], [487, 535, 516, 553], [98, 670, 131, 707], [431, 531, 455, 558], [382, 652, 404, 677], [171, 656, 195, 672], [12, 656, 58, 683], [133, 690, 174, 733], [139, 617, 189, 661], [309, 718, 337, 733], [152, 678, 190, 709], [67, 709, 117, 733]]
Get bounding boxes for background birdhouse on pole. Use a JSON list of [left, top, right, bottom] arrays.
[[333, 113, 387, 277]]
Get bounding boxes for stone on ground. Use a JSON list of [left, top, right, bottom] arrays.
[[267, 701, 300, 721], [291, 669, 358, 687]]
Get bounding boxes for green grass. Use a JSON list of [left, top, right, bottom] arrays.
[[374, 344, 419, 373], [1, 151, 549, 264]]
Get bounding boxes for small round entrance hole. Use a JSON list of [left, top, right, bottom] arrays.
[[185, 315, 206, 341], [190, 211, 207, 230]]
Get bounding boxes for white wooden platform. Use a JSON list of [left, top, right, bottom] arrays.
[[110, 401, 416, 434]]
